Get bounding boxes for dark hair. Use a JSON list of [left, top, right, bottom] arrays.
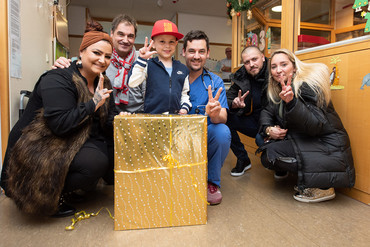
[[84, 20, 104, 33], [111, 14, 137, 37], [183, 30, 209, 51]]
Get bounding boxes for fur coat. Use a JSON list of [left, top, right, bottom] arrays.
[[6, 72, 111, 215]]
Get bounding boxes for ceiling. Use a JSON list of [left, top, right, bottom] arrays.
[[68, 0, 229, 23]]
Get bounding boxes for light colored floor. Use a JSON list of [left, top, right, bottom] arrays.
[[1, 152, 369, 247]]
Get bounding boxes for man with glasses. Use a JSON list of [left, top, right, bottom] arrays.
[[226, 46, 270, 177]]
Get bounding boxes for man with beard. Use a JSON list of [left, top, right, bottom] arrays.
[[226, 46, 270, 178], [182, 30, 231, 205]]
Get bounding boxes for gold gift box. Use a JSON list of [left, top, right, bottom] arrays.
[[114, 114, 208, 230]]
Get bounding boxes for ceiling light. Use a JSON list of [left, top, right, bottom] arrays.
[[272, 5, 282, 12]]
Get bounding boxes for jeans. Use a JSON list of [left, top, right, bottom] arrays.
[[207, 123, 231, 187]]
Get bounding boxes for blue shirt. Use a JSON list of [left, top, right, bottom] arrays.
[[188, 70, 228, 122]]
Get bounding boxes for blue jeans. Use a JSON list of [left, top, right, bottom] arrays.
[[226, 113, 263, 162], [207, 123, 231, 187]]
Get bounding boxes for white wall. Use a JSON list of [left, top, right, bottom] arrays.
[[176, 13, 232, 69], [8, 0, 67, 127], [177, 13, 232, 44]]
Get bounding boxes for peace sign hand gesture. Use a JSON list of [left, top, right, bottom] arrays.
[[279, 73, 294, 103], [232, 90, 249, 108], [138, 37, 157, 60], [206, 86, 223, 118], [93, 73, 113, 112]]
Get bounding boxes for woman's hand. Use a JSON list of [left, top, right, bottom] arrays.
[[138, 37, 157, 60], [93, 74, 113, 111], [279, 73, 294, 103], [267, 125, 288, 140]]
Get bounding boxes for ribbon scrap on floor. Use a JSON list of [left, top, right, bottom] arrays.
[[65, 207, 114, 230]]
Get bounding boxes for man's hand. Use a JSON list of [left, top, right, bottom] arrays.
[[93, 74, 113, 111], [52, 57, 71, 69], [206, 86, 222, 117], [221, 65, 231, 72], [138, 37, 157, 60], [178, 109, 188, 114], [279, 73, 294, 103], [232, 90, 249, 108]]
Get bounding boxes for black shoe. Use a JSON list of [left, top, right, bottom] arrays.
[[274, 171, 289, 180], [230, 159, 252, 177], [64, 191, 86, 204], [52, 198, 76, 218]]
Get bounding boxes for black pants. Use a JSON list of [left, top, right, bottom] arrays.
[[226, 112, 261, 162], [260, 139, 298, 173], [63, 139, 113, 192]]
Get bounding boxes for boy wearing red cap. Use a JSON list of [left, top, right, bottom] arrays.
[[128, 19, 191, 114]]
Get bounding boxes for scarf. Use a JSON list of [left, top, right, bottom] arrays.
[[110, 47, 137, 105]]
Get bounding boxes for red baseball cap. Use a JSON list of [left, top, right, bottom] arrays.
[[151, 19, 184, 40]]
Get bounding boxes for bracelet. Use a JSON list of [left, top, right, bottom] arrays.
[[265, 126, 272, 136]]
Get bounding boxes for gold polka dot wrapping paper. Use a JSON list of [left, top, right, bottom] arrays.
[[114, 114, 208, 230]]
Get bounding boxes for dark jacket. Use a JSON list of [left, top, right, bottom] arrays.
[[227, 58, 269, 117], [1, 62, 117, 215], [132, 56, 189, 114], [259, 83, 355, 189]]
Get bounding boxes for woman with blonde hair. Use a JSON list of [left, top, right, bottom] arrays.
[[258, 48, 355, 202]]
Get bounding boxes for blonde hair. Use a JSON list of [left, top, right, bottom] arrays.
[[267, 49, 331, 107]]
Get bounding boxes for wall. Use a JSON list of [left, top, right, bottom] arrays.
[[8, 0, 67, 127], [176, 12, 232, 65]]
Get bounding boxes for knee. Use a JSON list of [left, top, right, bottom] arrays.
[[208, 124, 231, 146], [261, 151, 273, 170]]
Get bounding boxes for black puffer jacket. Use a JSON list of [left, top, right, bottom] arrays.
[[227, 58, 269, 117], [259, 83, 355, 189]]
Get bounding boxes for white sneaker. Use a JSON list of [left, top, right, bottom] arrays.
[[293, 188, 335, 203]]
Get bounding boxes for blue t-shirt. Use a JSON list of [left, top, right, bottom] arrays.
[[188, 70, 228, 122]]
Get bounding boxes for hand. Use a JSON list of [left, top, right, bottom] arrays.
[[221, 65, 231, 72], [279, 73, 294, 103], [93, 74, 113, 111], [268, 125, 288, 140], [232, 90, 249, 108], [178, 109, 188, 115], [206, 86, 222, 118], [119, 111, 132, 116], [52, 57, 71, 69], [138, 37, 157, 60]]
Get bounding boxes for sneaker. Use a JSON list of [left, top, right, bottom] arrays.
[[207, 182, 222, 205], [230, 159, 252, 177], [293, 188, 335, 203], [274, 171, 289, 180]]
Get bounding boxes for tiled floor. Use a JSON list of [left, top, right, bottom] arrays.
[[1, 152, 369, 247]]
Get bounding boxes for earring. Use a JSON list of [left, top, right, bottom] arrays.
[[76, 60, 83, 69]]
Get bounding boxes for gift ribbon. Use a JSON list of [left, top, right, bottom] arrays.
[[65, 207, 114, 231]]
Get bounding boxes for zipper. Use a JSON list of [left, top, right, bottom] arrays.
[[169, 76, 172, 113]]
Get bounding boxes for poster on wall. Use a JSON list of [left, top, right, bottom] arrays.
[[54, 38, 68, 63], [10, 0, 22, 78]]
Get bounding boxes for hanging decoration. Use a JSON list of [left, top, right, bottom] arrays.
[[352, 0, 370, 32], [226, 0, 258, 19]]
